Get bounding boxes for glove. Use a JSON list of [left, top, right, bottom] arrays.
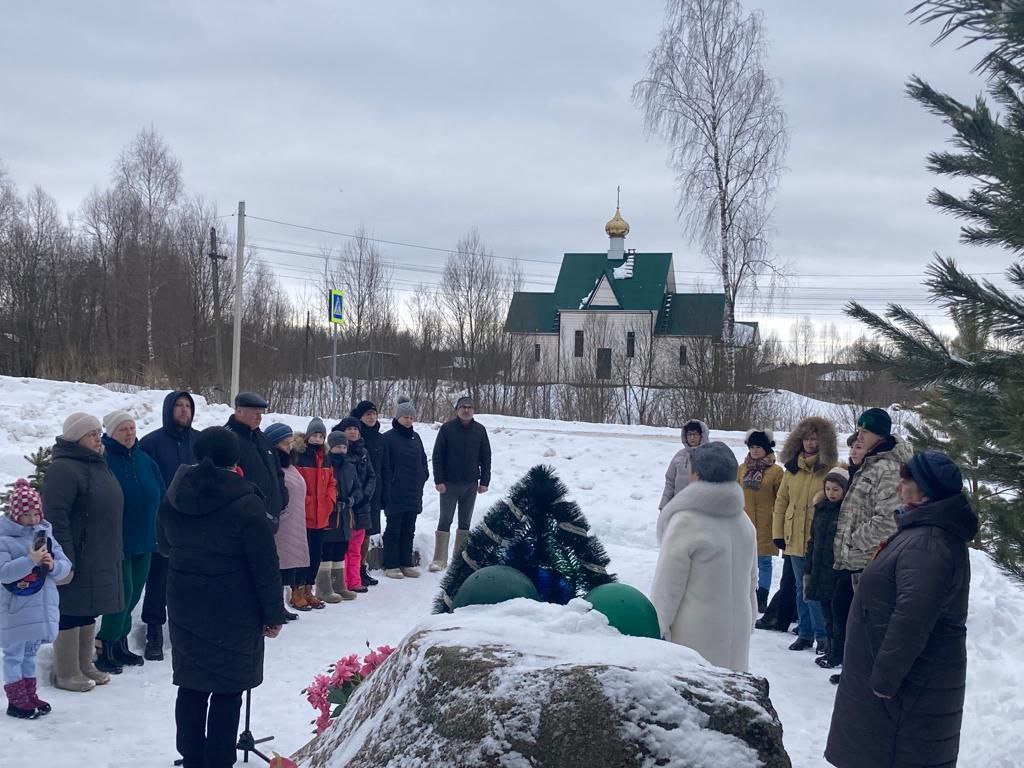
[[773, 538, 786, 551]]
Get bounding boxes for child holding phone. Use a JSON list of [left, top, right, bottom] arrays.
[[0, 479, 72, 718]]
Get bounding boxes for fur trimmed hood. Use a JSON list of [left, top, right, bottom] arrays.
[[680, 419, 710, 445], [779, 416, 838, 471], [657, 479, 745, 543]]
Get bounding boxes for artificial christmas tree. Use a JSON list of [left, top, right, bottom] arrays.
[[434, 464, 615, 613]]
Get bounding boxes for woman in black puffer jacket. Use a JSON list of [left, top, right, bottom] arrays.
[[826, 451, 976, 768], [381, 398, 429, 579]]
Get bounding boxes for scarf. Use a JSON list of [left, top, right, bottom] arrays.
[[742, 456, 774, 490]]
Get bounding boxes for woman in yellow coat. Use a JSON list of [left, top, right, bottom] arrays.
[[738, 430, 784, 613], [772, 416, 838, 653]]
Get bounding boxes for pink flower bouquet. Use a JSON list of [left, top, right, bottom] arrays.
[[305, 644, 395, 733]]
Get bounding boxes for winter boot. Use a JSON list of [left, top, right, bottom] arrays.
[[788, 637, 814, 651], [453, 529, 470, 562], [755, 587, 769, 614], [144, 624, 164, 662], [400, 567, 421, 578], [24, 678, 50, 715], [80, 623, 113, 683], [384, 568, 404, 579], [428, 531, 450, 573], [360, 563, 378, 587], [315, 563, 343, 604], [5, 680, 38, 720], [289, 585, 312, 612], [113, 637, 145, 667], [829, 673, 842, 685], [815, 637, 830, 657], [94, 641, 124, 675], [52, 628, 95, 692], [331, 563, 358, 600], [305, 584, 326, 609]]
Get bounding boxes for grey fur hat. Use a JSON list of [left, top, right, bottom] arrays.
[[690, 441, 740, 483]]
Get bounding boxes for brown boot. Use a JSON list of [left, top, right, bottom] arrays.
[[304, 583, 326, 610], [289, 585, 312, 612]]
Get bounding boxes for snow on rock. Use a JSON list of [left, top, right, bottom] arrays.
[[294, 599, 791, 768]]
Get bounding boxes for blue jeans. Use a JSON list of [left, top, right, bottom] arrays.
[[757, 556, 773, 591], [789, 555, 827, 641], [3, 640, 42, 683]]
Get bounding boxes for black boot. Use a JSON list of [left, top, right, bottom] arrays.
[[829, 673, 842, 685], [284, 607, 299, 622], [755, 587, 769, 614], [788, 637, 814, 651], [360, 564, 378, 587], [94, 641, 124, 675], [815, 637, 830, 656], [144, 624, 164, 661], [113, 637, 144, 667]]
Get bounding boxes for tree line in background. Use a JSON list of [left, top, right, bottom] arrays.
[[0, 126, 912, 432]]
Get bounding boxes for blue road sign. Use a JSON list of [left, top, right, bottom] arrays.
[[329, 289, 345, 325]]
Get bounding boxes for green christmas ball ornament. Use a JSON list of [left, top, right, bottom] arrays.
[[585, 583, 661, 639], [452, 565, 541, 609]]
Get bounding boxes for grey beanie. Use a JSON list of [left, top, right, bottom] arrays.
[[62, 412, 102, 442], [306, 417, 327, 438], [690, 441, 739, 483], [395, 396, 416, 420], [327, 430, 348, 449]]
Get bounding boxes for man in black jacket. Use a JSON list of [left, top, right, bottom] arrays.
[[225, 392, 286, 531], [159, 427, 286, 768], [429, 396, 491, 572], [138, 389, 200, 661]]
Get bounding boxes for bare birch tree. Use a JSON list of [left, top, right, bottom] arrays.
[[633, 0, 788, 389]]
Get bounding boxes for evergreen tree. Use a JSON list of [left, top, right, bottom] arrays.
[[0, 446, 52, 507], [434, 465, 615, 613], [848, 1, 1024, 577]]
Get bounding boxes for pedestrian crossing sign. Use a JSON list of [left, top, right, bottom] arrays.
[[329, 289, 345, 325]]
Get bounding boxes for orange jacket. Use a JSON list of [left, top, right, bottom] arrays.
[[294, 438, 337, 529]]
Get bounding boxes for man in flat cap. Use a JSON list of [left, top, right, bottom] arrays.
[[225, 392, 286, 531]]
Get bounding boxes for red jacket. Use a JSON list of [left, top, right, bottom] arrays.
[[294, 441, 336, 529]]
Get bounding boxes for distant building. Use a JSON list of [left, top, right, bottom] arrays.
[[503, 207, 757, 383]]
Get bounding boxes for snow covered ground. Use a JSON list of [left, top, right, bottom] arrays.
[[0, 376, 1019, 767]]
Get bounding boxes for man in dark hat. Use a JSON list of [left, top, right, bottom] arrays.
[[225, 392, 286, 530], [428, 396, 491, 573], [834, 408, 912, 590]]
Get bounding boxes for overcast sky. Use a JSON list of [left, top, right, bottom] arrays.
[[1, 1, 1005, 345]]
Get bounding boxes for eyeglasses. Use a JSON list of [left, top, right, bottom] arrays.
[[82, 430, 101, 439]]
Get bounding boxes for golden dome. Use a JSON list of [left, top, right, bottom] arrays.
[[605, 207, 630, 238]]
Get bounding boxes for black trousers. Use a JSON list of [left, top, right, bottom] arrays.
[[175, 687, 242, 768], [830, 570, 854, 665], [302, 528, 326, 585], [755, 555, 797, 632], [280, 567, 302, 587], [383, 507, 418, 569], [142, 552, 169, 626], [321, 541, 347, 561]]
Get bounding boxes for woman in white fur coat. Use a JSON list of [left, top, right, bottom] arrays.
[[650, 441, 758, 672]]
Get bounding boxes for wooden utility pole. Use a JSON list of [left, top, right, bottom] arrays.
[[208, 226, 227, 396]]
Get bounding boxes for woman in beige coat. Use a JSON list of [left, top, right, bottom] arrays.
[[772, 416, 838, 652], [738, 429, 784, 613]]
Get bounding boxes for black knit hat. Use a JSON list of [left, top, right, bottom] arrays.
[[351, 400, 377, 419], [195, 426, 240, 468], [339, 416, 362, 432], [906, 451, 963, 501]]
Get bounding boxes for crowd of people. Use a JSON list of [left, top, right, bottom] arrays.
[[650, 408, 977, 768], [0, 387, 977, 767], [0, 389, 491, 768]]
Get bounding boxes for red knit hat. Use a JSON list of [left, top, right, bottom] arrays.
[[7, 478, 42, 521]]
